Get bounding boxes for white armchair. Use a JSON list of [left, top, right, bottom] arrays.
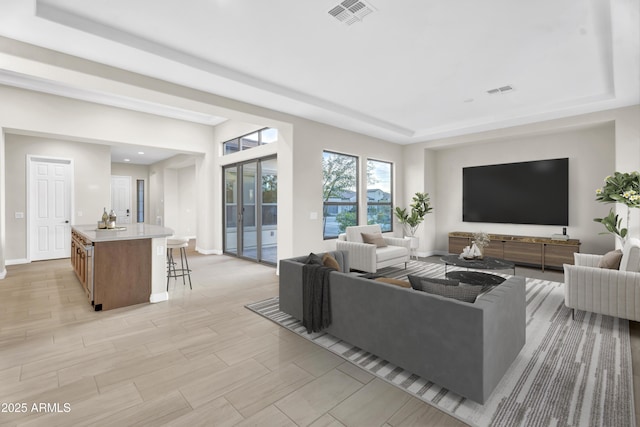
[[564, 238, 640, 321], [336, 224, 410, 273]]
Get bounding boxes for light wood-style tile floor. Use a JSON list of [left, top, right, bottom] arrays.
[[0, 248, 637, 426]]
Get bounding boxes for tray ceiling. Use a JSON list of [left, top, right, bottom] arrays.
[[0, 0, 638, 144]]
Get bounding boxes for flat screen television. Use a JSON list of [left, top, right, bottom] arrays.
[[463, 158, 569, 226]]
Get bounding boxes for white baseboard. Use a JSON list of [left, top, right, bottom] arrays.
[[413, 250, 448, 259], [150, 291, 168, 303], [0, 268, 6, 279], [5, 258, 29, 266], [196, 247, 223, 255]]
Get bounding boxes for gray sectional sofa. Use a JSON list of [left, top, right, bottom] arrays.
[[279, 251, 526, 404]]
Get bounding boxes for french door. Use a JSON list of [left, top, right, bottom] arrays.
[[223, 156, 277, 264]]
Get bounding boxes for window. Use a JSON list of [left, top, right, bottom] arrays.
[[323, 151, 358, 239], [223, 128, 278, 155], [136, 179, 145, 223], [367, 159, 393, 232]]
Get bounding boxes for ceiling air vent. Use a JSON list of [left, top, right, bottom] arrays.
[[328, 0, 376, 26], [487, 85, 515, 95]]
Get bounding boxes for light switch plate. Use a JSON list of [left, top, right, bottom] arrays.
[[15, 212, 24, 219]]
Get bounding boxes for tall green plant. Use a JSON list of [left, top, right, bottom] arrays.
[[593, 171, 640, 243], [394, 192, 433, 237]]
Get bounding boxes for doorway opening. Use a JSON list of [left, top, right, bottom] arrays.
[[223, 156, 277, 265]]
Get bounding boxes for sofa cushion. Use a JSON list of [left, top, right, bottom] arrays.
[[407, 275, 459, 291], [418, 281, 482, 303], [374, 277, 411, 288], [375, 245, 409, 262], [304, 252, 323, 265], [620, 238, 640, 272], [345, 224, 382, 243], [361, 232, 388, 248], [322, 253, 341, 272], [598, 249, 623, 270]]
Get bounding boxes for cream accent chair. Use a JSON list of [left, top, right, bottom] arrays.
[[336, 224, 410, 273], [564, 238, 640, 321]]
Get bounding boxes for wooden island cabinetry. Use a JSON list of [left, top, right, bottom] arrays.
[[448, 232, 581, 271], [71, 224, 173, 311]]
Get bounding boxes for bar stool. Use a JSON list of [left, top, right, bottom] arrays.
[[166, 237, 192, 290]]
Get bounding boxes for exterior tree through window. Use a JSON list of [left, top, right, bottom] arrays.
[[367, 159, 393, 232], [322, 151, 358, 239]]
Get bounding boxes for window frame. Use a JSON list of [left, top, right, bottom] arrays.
[[366, 158, 394, 233], [222, 127, 278, 155], [322, 150, 359, 240]]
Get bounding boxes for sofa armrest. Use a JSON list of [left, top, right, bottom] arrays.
[[336, 240, 376, 272], [474, 276, 526, 399], [563, 264, 640, 321], [279, 250, 349, 319], [383, 236, 411, 248], [574, 253, 603, 268]]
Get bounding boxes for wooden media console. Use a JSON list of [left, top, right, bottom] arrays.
[[448, 232, 581, 271]]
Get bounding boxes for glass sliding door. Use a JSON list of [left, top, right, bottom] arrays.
[[241, 162, 258, 260], [223, 156, 277, 264], [260, 158, 278, 264], [224, 166, 238, 256]]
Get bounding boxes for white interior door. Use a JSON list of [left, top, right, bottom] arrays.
[[111, 175, 132, 224], [29, 157, 72, 261]]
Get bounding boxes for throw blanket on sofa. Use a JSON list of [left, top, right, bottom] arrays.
[[302, 264, 334, 333]]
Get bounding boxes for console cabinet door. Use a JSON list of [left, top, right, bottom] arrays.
[[482, 240, 504, 258], [449, 237, 470, 255], [504, 241, 542, 266], [544, 244, 578, 269]]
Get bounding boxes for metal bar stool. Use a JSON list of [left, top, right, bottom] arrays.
[[166, 237, 192, 290]]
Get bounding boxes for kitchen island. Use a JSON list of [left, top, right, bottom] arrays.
[[71, 224, 174, 311]]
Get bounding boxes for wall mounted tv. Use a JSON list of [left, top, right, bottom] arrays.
[[463, 158, 569, 226]]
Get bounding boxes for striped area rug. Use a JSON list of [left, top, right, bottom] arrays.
[[246, 261, 635, 427]]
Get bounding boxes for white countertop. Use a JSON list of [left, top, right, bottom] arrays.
[[72, 224, 174, 243]]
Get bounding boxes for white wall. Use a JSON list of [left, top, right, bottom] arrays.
[[404, 105, 640, 256], [164, 168, 178, 232], [174, 166, 196, 237], [4, 134, 112, 261], [433, 124, 614, 254], [0, 41, 399, 265], [0, 129, 6, 278], [290, 119, 405, 256], [3, 38, 636, 270], [0, 85, 214, 271], [613, 106, 640, 241]]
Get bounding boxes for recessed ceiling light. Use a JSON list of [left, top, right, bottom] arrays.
[[124, 158, 131, 162], [463, 98, 474, 103], [138, 151, 145, 155]]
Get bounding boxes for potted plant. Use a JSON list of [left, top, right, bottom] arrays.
[[594, 171, 640, 245], [394, 192, 433, 248]]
